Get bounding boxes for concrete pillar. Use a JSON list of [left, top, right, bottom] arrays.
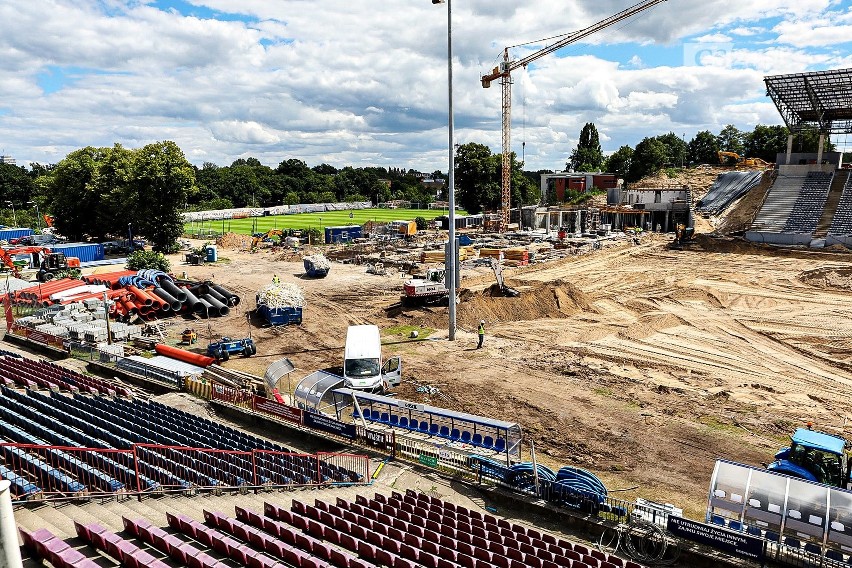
[[817, 133, 825, 166], [0, 481, 23, 568], [545, 211, 550, 234], [786, 134, 794, 165], [665, 210, 670, 233]]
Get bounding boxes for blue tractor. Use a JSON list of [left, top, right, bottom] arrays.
[[767, 427, 851, 489], [206, 337, 257, 362]]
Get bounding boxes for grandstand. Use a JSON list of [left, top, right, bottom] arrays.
[[20, 489, 643, 568], [746, 68, 852, 247]]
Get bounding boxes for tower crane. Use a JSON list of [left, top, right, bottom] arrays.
[[481, 0, 668, 231]]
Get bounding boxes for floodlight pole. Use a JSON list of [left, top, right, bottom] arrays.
[[434, 0, 457, 341]]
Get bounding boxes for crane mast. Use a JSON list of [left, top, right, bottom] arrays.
[[481, 0, 667, 232]]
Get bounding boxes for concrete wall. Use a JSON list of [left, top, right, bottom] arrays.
[[776, 151, 843, 167], [744, 231, 813, 246], [777, 164, 836, 176]]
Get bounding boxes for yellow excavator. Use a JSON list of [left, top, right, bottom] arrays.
[[250, 229, 286, 248], [717, 151, 772, 168]]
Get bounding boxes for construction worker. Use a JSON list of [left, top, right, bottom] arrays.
[[477, 320, 485, 349], [272, 274, 280, 284]]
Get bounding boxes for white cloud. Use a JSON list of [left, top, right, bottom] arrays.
[[0, 0, 848, 172]]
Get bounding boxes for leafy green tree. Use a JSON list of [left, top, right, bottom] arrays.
[[414, 216, 427, 230], [627, 137, 667, 182], [687, 131, 720, 165], [655, 132, 687, 167], [717, 124, 745, 155], [797, 127, 836, 153], [604, 146, 633, 178], [131, 141, 196, 252], [568, 123, 604, 171], [745, 124, 788, 162], [0, 163, 36, 209], [454, 143, 500, 214], [126, 250, 170, 271]]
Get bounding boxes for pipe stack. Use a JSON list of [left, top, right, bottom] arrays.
[[13, 270, 241, 321]]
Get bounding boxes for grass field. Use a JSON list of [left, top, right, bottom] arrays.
[[184, 207, 467, 236]]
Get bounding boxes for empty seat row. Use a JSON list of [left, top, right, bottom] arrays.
[[359, 409, 506, 451], [20, 527, 101, 568], [711, 516, 848, 563], [74, 521, 172, 568]]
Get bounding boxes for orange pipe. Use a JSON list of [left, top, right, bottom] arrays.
[[154, 344, 215, 367]]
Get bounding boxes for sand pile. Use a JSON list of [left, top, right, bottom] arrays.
[[799, 266, 852, 291], [619, 312, 687, 340], [455, 279, 594, 328], [217, 232, 253, 250]]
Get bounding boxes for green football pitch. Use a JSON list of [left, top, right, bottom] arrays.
[[184, 207, 466, 236]]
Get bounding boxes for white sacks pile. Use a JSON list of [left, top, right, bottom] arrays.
[[257, 283, 305, 309]]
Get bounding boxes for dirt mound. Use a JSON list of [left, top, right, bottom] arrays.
[[619, 312, 687, 340], [455, 279, 594, 328], [715, 170, 774, 235], [799, 266, 852, 290], [217, 232, 253, 250]]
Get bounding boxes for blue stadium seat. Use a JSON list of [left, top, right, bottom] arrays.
[[429, 423, 439, 436], [439, 426, 450, 438], [728, 520, 742, 531], [825, 549, 843, 561], [398, 417, 409, 429], [460, 431, 472, 444], [494, 438, 506, 453], [710, 515, 725, 526], [380, 413, 390, 424], [389, 415, 399, 427], [482, 436, 494, 450], [784, 536, 801, 549], [804, 542, 821, 555], [471, 433, 483, 446], [746, 526, 761, 537], [450, 429, 461, 441]]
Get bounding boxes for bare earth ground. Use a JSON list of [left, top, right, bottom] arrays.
[[168, 231, 852, 520]]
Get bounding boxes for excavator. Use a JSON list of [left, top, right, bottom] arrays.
[[0, 247, 80, 281], [250, 229, 286, 248], [717, 151, 772, 168]]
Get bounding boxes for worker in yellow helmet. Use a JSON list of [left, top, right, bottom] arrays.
[[272, 274, 280, 284], [477, 320, 485, 349]]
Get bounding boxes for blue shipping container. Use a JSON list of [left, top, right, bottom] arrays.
[[0, 228, 33, 241], [50, 243, 105, 263], [324, 225, 361, 244]]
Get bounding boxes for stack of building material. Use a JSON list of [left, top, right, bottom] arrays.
[[479, 247, 530, 266], [420, 245, 476, 263]]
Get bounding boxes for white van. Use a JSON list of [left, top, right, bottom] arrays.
[[343, 325, 401, 392]]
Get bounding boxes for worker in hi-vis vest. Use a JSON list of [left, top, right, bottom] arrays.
[[272, 274, 280, 284], [477, 320, 485, 349]]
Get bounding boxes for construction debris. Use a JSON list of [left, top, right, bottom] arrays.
[[257, 282, 305, 309]]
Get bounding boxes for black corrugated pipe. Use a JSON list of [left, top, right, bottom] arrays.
[[197, 297, 213, 318], [152, 288, 182, 311], [160, 280, 188, 302], [210, 284, 241, 306], [180, 286, 206, 314], [201, 294, 229, 316]]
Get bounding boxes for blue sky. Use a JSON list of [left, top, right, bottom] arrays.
[[1, 0, 851, 171]]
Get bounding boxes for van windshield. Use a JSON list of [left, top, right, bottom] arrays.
[[345, 358, 380, 378]]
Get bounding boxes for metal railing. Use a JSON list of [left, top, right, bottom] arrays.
[[0, 442, 371, 504]]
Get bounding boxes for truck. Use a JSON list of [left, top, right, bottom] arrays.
[[206, 337, 257, 362], [343, 325, 401, 392], [402, 268, 449, 306], [257, 304, 303, 326], [767, 427, 850, 489]]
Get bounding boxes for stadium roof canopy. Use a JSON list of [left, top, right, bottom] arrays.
[[765, 68, 852, 134]]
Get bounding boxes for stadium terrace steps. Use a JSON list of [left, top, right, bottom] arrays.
[[19, 489, 643, 568], [827, 171, 852, 236], [814, 169, 850, 237], [750, 173, 806, 232]]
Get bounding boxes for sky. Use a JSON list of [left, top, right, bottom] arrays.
[[1, 0, 851, 173]]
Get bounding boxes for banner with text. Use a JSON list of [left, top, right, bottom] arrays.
[[253, 395, 303, 425], [303, 411, 356, 439], [667, 516, 764, 561]]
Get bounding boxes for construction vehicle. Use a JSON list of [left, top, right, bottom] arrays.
[[0, 247, 80, 281], [670, 224, 695, 249], [402, 268, 450, 306], [180, 329, 198, 345], [489, 258, 520, 297], [392, 220, 418, 238], [251, 229, 285, 248], [717, 151, 772, 168], [767, 427, 851, 489], [206, 337, 257, 362], [481, 0, 668, 231]]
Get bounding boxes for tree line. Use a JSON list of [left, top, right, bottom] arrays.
[[571, 122, 834, 183]]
